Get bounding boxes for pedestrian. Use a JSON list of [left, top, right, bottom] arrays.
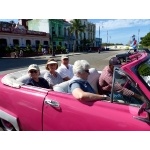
[[19, 49, 23, 57]]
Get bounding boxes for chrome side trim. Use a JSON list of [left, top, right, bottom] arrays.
[[0, 110, 19, 131]]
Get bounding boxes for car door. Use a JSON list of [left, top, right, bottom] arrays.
[[0, 84, 49, 131], [43, 90, 150, 131]]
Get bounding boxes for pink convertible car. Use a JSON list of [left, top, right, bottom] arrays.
[[0, 51, 150, 131]]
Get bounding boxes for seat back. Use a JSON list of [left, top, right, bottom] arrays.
[[53, 80, 70, 93], [88, 68, 101, 94], [53, 68, 101, 94], [16, 70, 48, 83]]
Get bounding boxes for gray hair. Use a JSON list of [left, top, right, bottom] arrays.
[[73, 60, 90, 75]]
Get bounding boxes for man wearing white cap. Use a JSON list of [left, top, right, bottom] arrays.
[[26, 64, 50, 89], [57, 54, 73, 81]]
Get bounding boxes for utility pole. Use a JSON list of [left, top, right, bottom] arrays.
[[106, 30, 108, 49], [98, 23, 103, 53]]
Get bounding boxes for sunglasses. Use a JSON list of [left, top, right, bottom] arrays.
[[84, 70, 89, 73], [29, 70, 38, 73]]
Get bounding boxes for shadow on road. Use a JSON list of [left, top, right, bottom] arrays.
[[0, 57, 60, 72]]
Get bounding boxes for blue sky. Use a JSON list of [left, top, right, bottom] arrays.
[[89, 19, 150, 45], [0, 19, 150, 45]]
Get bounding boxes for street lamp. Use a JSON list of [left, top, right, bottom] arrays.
[[98, 23, 103, 53]]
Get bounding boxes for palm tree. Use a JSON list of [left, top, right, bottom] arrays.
[[70, 19, 85, 52]]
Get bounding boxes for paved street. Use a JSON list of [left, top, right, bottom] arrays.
[[0, 49, 126, 131], [0, 50, 125, 75]]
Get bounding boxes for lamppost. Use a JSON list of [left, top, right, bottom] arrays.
[[98, 23, 103, 53]]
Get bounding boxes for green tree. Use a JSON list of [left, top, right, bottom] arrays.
[[38, 44, 42, 53], [70, 19, 85, 52], [140, 32, 150, 47]]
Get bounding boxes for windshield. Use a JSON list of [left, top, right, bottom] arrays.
[[137, 58, 150, 89]]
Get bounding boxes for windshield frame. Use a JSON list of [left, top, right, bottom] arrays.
[[134, 55, 150, 91]]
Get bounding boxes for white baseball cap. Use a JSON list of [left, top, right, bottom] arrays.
[[28, 64, 40, 71], [61, 54, 69, 60]]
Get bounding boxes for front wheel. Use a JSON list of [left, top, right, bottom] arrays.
[[0, 119, 16, 131]]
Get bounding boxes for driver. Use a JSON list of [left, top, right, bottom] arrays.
[[99, 57, 144, 104]]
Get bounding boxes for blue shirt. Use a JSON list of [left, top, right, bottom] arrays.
[[26, 77, 50, 89], [68, 76, 95, 94]]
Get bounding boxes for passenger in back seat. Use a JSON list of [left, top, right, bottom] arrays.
[[44, 59, 63, 88], [57, 55, 73, 81], [26, 64, 50, 89], [68, 60, 109, 101]]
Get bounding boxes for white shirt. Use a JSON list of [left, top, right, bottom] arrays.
[[57, 64, 73, 79]]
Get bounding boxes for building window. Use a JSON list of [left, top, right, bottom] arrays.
[[64, 27, 66, 36], [43, 41, 48, 45], [13, 39, 19, 46], [58, 26, 61, 36], [0, 38, 7, 49], [26, 40, 31, 46], [52, 27, 55, 35], [53, 42, 56, 50], [35, 40, 40, 47], [59, 42, 62, 46]]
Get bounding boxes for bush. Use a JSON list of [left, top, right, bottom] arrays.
[[61, 46, 66, 53], [38, 44, 42, 53]]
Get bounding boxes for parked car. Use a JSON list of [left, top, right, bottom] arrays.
[[0, 51, 150, 131]]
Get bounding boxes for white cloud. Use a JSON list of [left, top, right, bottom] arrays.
[[95, 19, 150, 31]]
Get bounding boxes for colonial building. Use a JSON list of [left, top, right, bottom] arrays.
[[65, 19, 96, 48], [63, 20, 75, 51], [27, 19, 75, 51], [0, 21, 49, 50]]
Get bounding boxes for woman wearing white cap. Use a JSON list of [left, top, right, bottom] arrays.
[[26, 64, 50, 89], [44, 59, 63, 88]]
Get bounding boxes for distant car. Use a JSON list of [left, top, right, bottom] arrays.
[[0, 52, 150, 131]]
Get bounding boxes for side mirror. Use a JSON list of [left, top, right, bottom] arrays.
[[138, 102, 149, 115]]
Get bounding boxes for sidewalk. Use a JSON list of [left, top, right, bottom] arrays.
[[29, 52, 82, 59], [0, 52, 82, 59]]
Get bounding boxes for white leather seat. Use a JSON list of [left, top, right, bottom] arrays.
[[2, 66, 48, 88], [53, 81, 70, 93], [53, 68, 101, 93], [88, 68, 101, 94]]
